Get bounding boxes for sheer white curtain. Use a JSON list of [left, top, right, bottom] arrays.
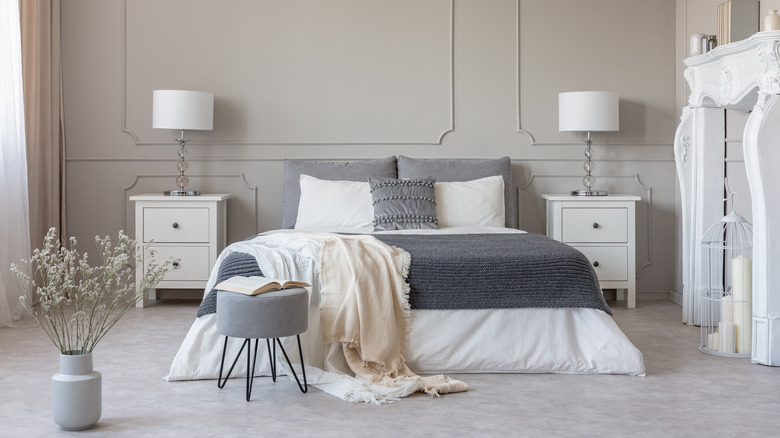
[[0, 0, 31, 327]]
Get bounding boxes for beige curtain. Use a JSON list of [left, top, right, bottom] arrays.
[[20, 0, 66, 249]]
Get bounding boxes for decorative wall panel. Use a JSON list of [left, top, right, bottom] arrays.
[[517, 0, 676, 145], [62, 0, 679, 303], [124, 0, 453, 145], [123, 173, 259, 244]]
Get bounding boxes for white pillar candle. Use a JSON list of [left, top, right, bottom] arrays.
[[720, 295, 733, 323], [707, 332, 720, 351], [719, 321, 736, 353], [732, 255, 753, 354]]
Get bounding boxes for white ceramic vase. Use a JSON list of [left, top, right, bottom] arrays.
[[51, 351, 102, 430], [690, 33, 706, 56], [766, 10, 780, 31]]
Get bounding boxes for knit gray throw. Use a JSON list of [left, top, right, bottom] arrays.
[[198, 232, 610, 317], [196, 252, 263, 317], [374, 233, 610, 314]]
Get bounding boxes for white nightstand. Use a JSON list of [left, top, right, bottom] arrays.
[[130, 194, 231, 308], [542, 194, 640, 308]]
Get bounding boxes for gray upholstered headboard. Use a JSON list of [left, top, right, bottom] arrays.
[[281, 157, 397, 228], [281, 155, 514, 229], [396, 156, 514, 229]]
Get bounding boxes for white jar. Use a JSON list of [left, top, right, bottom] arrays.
[[765, 10, 780, 31], [690, 33, 706, 56]]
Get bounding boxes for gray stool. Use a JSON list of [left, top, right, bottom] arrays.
[[216, 288, 308, 400]]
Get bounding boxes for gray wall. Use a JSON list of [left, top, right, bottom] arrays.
[[62, 0, 679, 300]]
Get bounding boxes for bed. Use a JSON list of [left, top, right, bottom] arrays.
[[165, 156, 645, 402]]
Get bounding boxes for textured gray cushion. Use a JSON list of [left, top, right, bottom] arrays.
[[396, 156, 514, 228], [282, 157, 397, 228], [368, 177, 438, 231], [216, 288, 308, 339]]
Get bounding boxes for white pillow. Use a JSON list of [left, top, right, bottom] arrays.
[[435, 175, 505, 228], [295, 174, 374, 230]]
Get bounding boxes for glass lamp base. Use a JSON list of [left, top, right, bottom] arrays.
[[571, 189, 608, 196], [164, 189, 201, 196]]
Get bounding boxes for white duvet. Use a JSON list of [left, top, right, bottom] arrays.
[[165, 227, 645, 402]]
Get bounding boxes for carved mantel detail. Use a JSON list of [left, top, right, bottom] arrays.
[[755, 92, 769, 112], [719, 64, 734, 99], [758, 41, 780, 93], [684, 69, 696, 93]]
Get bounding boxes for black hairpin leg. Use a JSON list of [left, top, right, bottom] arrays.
[[217, 336, 247, 389], [218, 335, 307, 398], [274, 335, 308, 393], [246, 338, 259, 401], [217, 336, 260, 401], [267, 338, 276, 381]]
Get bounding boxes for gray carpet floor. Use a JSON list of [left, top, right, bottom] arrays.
[[1, 299, 778, 437]]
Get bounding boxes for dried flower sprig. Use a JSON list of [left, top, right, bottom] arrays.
[[11, 228, 170, 354]]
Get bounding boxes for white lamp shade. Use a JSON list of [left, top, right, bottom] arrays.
[[153, 90, 214, 130], [558, 91, 619, 132]]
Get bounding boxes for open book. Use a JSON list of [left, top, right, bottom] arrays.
[[215, 276, 310, 296]]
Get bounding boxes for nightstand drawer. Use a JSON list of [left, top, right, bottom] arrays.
[[561, 208, 628, 243], [573, 246, 628, 282], [143, 208, 210, 243], [148, 245, 211, 282]]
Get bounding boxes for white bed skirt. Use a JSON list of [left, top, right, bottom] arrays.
[[165, 306, 644, 382], [407, 308, 644, 375]]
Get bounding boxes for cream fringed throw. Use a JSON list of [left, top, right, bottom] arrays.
[[309, 234, 468, 398]]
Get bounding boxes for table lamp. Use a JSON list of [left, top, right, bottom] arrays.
[[153, 90, 214, 196], [558, 91, 619, 196]]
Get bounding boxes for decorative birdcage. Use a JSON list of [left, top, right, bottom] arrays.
[[698, 193, 753, 358]]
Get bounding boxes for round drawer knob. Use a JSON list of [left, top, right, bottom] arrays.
[[592, 223, 599, 229], [172, 222, 179, 229], [172, 260, 180, 269], [593, 261, 599, 267]]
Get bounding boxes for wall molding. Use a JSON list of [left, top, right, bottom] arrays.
[[121, 0, 455, 146], [515, 0, 677, 147], [66, 156, 676, 163], [514, 0, 535, 145], [122, 173, 260, 234]]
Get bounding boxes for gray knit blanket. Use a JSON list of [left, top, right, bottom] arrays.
[[197, 232, 610, 317], [196, 252, 264, 317]]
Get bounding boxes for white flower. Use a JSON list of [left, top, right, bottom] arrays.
[[12, 227, 170, 353]]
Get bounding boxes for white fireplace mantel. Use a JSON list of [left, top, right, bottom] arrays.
[[675, 30, 780, 365], [684, 30, 780, 111]]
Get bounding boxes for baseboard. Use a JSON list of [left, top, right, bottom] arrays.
[[155, 289, 203, 301], [640, 290, 675, 301], [602, 289, 681, 303]]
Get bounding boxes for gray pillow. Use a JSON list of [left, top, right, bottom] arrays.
[[396, 156, 514, 228], [368, 177, 438, 231], [282, 157, 397, 228]]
